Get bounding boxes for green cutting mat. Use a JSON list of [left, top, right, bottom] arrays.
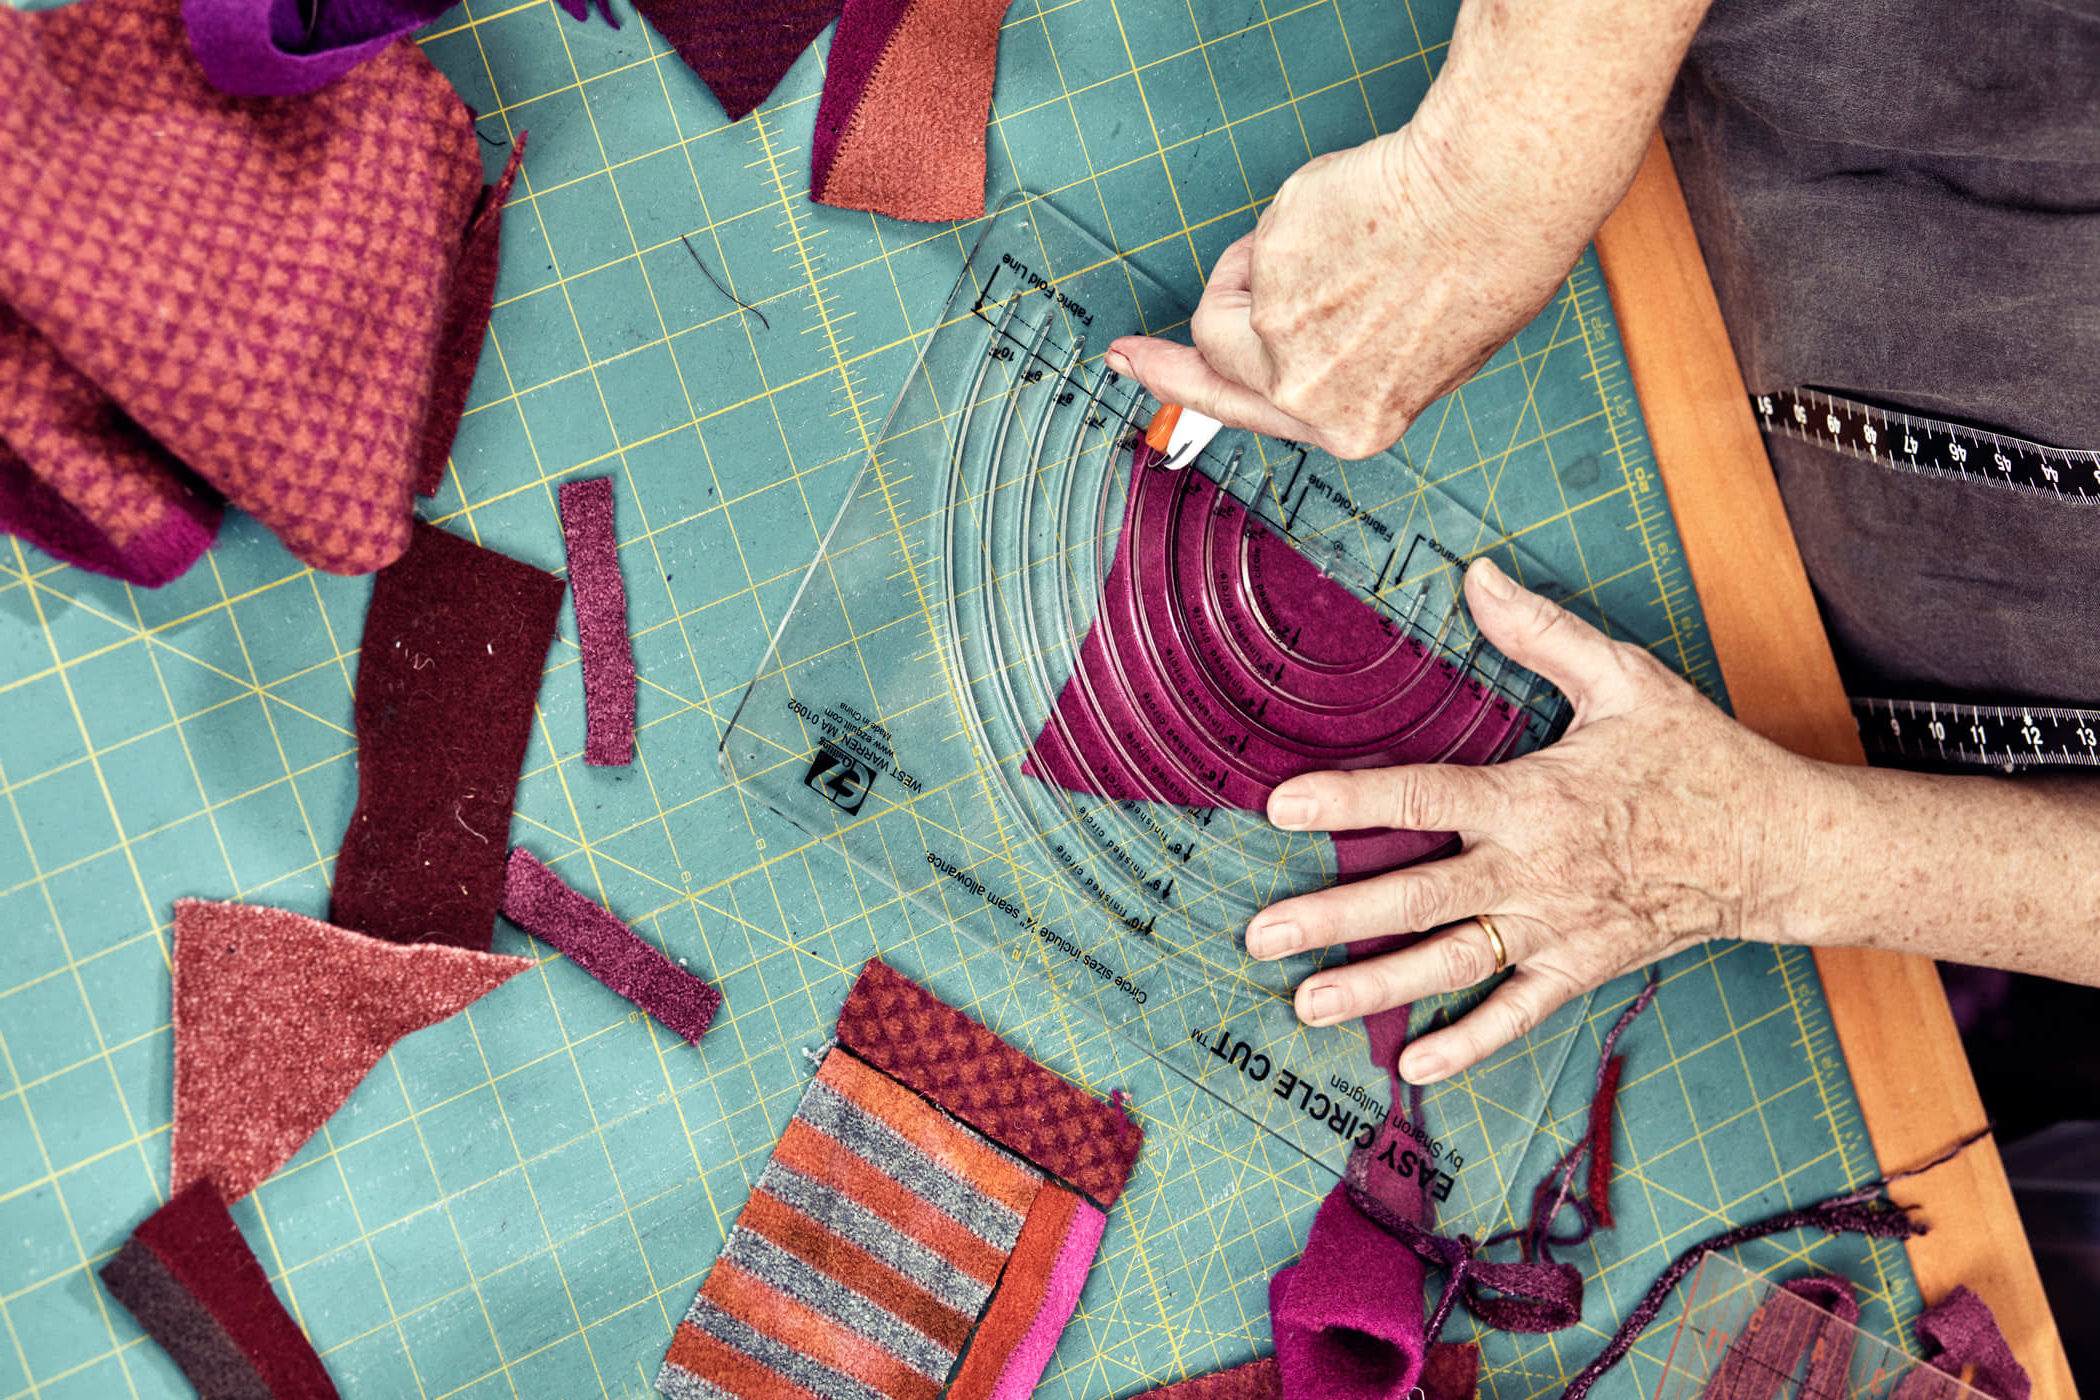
[[0, 1, 1921, 1397]]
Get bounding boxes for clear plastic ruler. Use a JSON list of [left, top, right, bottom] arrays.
[[721, 193, 1685, 1233], [1658, 1255, 1987, 1400]]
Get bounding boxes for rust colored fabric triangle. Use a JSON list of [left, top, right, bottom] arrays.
[[169, 898, 532, 1204]]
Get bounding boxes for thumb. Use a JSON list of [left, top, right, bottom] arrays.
[[1465, 558, 1640, 715], [1104, 337, 1319, 444]]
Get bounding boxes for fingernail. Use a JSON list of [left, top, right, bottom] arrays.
[[1300, 984, 1343, 1024], [1471, 557, 1516, 601], [1246, 919, 1302, 960], [1400, 1049, 1449, 1084], [1270, 791, 1315, 829], [1104, 350, 1133, 378]]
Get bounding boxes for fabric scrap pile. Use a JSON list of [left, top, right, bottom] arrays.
[[101, 900, 534, 1398], [100, 502, 677, 1394], [0, 0, 520, 586], [656, 958, 1142, 1400], [554, 0, 1019, 222]]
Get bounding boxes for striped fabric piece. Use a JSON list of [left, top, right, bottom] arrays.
[[658, 1048, 1043, 1400], [943, 1184, 1105, 1400]]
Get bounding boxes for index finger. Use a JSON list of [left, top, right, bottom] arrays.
[[1266, 763, 1507, 835]]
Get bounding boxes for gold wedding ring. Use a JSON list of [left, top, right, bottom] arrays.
[[1478, 913, 1509, 976]]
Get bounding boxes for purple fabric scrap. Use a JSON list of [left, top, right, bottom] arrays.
[[183, 0, 453, 96], [558, 476, 637, 767], [1913, 1286, 2031, 1400], [1024, 445, 1524, 882], [500, 848, 720, 1044], [1271, 1185, 1430, 1400]]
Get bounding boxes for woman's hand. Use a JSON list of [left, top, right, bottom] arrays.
[[1103, 0, 1715, 460], [1248, 558, 1844, 1083], [1103, 128, 1580, 460]]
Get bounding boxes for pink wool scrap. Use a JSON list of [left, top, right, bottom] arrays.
[[500, 848, 720, 1045], [559, 476, 637, 767]]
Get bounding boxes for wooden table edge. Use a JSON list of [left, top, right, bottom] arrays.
[[1592, 130, 2076, 1399]]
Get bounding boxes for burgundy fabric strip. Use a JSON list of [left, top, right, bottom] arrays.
[[501, 848, 721, 1045], [558, 476, 637, 766], [632, 0, 843, 121], [330, 521, 564, 950], [1125, 1359, 1281, 1400], [417, 137, 529, 499], [1699, 1276, 1859, 1400], [103, 1178, 339, 1399]]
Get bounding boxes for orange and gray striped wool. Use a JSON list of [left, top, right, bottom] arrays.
[[657, 1048, 1044, 1400]]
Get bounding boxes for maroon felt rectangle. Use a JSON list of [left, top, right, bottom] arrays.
[[331, 520, 564, 950], [557, 476, 636, 766], [106, 1178, 339, 1399], [833, 959, 1142, 1205], [501, 847, 720, 1044]]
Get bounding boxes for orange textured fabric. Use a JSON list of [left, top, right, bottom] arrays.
[[0, 0, 489, 581], [942, 1185, 1077, 1400], [170, 899, 531, 1203], [811, 0, 1015, 222], [834, 959, 1144, 1205]]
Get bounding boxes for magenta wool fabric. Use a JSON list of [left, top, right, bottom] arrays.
[[182, 0, 449, 97], [559, 476, 637, 766], [1024, 446, 1524, 882], [1270, 1185, 1429, 1400], [500, 848, 721, 1044]]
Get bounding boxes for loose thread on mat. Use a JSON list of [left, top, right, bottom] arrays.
[[681, 235, 770, 329]]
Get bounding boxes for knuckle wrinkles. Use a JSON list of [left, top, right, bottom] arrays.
[[1441, 934, 1489, 987]]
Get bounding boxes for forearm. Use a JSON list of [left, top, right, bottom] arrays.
[[1408, 0, 1714, 259], [1789, 766, 2100, 983]]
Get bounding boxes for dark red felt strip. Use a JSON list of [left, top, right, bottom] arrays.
[[501, 848, 721, 1044], [631, 0, 844, 121], [330, 520, 564, 950], [1586, 1054, 1625, 1229], [416, 137, 528, 499], [558, 476, 636, 766], [832, 959, 1142, 1205], [101, 1237, 275, 1399], [113, 1179, 339, 1399]]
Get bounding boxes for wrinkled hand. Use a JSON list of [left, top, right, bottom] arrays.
[[1248, 558, 1840, 1084], [1103, 126, 1587, 460]]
